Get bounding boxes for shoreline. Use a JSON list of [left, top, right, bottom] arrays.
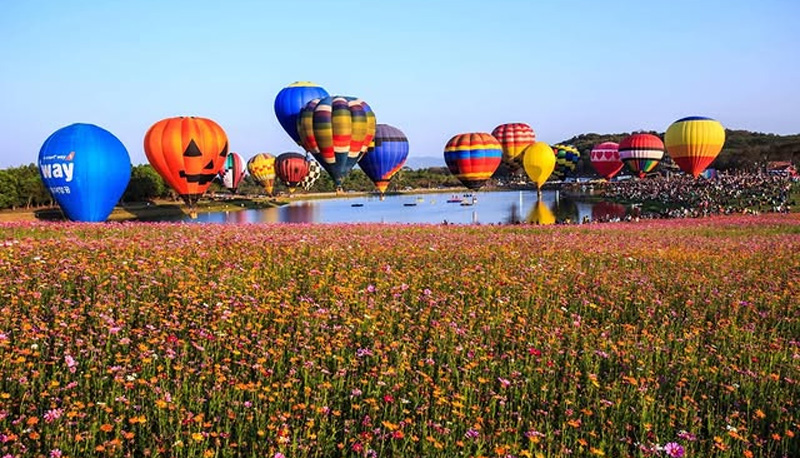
[[0, 187, 484, 222]]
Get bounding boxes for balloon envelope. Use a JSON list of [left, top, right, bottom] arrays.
[[551, 144, 580, 180], [358, 124, 409, 194], [38, 123, 131, 222], [522, 142, 556, 189], [664, 116, 725, 178], [443, 133, 502, 190], [298, 96, 376, 188], [143, 117, 228, 206], [275, 152, 310, 193], [274, 82, 329, 146], [247, 153, 276, 195], [619, 133, 664, 178], [220, 152, 246, 193], [300, 157, 322, 191], [590, 142, 623, 180], [491, 123, 535, 172]]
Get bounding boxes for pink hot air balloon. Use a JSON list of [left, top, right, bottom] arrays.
[[590, 142, 623, 180]]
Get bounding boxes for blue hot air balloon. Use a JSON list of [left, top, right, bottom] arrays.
[[38, 123, 131, 222], [358, 124, 409, 196], [274, 81, 329, 146]]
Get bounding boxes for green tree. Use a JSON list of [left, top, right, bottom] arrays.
[[123, 164, 167, 202], [0, 169, 20, 210]]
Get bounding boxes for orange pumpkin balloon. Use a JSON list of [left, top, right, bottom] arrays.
[[144, 117, 228, 206]]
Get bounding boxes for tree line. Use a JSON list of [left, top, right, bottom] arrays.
[[1, 129, 797, 210], [0, 163, 464, 210]]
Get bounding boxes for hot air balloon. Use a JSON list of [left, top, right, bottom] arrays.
[[274, 82, 329, 146], [247, 153, 277, 196], [144, 117, 228, 208], [358, 124, 409, 197], [522, 142, 555, 197], [220, 152, 246, 193], [664, 116, 725, 178], [551, 144, 580, 180], [491, 123, 535, 173], [443, 133, 502, 190], [275, 152, 310, 194], [527, 200, 555, 225], [37, 123, 131, 222], [619, 133, 664, 178], [300, 156, 322, 191], [590, 142, 623, 180], [297, 96, 376, 191]]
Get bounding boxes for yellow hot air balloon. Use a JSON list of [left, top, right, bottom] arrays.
[[527, 200, 555, 225], [247, 153, 277, 196], [522, 142, 556, 197], [664, 116, 725, 178]]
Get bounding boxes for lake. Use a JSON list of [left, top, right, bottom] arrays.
[[161, 190, 633, 224]]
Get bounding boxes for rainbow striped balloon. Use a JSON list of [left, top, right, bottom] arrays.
[[491, 123, 535, 172], [619, 133, 664, 178], [443, 133, 503, 190], [297, 96, 376, 189], [665, 116, 725, 178]]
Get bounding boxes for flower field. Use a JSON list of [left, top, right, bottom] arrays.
[[0, 215, 798, 458]]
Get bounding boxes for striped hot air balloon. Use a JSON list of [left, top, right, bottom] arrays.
[[247, 153, 276, 196], [297, 96, 376, 191], [619, 133, 664, 178], [358, 124, 409, 196], [590, 142, 623, 180], [443, 133, 503, 190], [275, 152, 310, 194], [491, 123, 535, 172], [551, 144, 580, 180], [664, 116, 725, 178], [220, 152, 246, 193]]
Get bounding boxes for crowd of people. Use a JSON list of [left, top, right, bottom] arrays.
[[595, 171, 797, 220]]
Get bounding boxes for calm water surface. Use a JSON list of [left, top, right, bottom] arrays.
[[161, 190, 632, 225]]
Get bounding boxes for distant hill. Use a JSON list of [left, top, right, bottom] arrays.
[[405, 156, 444, 170]]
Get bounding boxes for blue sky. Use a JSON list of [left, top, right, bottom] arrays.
[[1, 0, 798, 168]]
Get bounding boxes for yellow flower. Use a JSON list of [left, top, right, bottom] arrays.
[[192, 432, 205, 442]]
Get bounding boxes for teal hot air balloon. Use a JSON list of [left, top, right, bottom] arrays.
[[358, 124, 409, 196], [38, 123, 131, 222], [297, 96, 376, 191], [274, 82, 329, 146]]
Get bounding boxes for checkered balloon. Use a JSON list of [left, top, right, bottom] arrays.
[[300, 156, 321, 191]]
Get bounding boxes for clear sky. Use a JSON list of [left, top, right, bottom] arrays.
[[1, 0, 798, 168]]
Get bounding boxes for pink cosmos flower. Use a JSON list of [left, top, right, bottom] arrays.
[[663, 442, 684, 458], [43, 408, 62, 423]]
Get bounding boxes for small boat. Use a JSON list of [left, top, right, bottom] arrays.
[[416, 197, 425, 202], [403, 203, 417, 207], [447, 195, 462, 203], [351, 203, 364, 207], [460, 198, 473, 207]]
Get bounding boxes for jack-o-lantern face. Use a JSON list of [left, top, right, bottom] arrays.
[[144, 117, 228, 205]]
